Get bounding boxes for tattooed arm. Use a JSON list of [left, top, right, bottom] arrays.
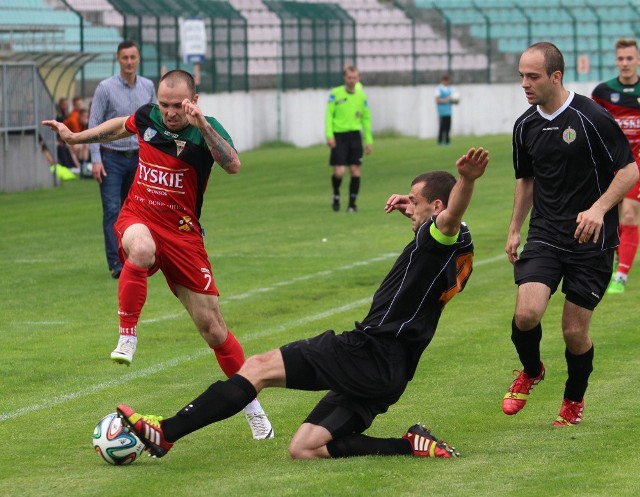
[[182, 99, 241, 174], [42, 117, 132, 145], [200, 120, 241, 174]]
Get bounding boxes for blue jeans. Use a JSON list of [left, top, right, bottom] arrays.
[[99, 149, 138, 271]]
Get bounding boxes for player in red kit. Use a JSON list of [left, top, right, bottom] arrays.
[[43, 70, 274, 440], [593, 38, 640, 294]]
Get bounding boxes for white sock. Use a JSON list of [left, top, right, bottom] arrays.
[[243, 398, 263, 415], [615, 272, 628, 282]]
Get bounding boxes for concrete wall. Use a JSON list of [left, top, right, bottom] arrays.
[[198, 82, 598, 152], [1, 82, 599, 192], [0, 133, 55, 192]]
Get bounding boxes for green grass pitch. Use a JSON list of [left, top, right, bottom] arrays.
[[0, 134, 638, 496]]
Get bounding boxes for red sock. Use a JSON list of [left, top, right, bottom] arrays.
[[617, 224, 638, 275], [211, 331, 245, 378], [117, 260, 148, 337]]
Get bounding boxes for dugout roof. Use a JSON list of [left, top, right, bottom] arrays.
[[0, 50, 98, 100]]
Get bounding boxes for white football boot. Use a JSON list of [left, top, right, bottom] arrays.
[[244, 400, 274, 440], [111, 336, 137, 366]]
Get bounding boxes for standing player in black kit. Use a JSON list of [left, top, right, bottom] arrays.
[[502, 42, 638, 427], [117, 146, 489, 460]]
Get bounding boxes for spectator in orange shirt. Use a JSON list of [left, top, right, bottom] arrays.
[[63, 97, 85, 132]]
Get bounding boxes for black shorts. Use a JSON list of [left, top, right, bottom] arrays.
[[280, 330, 408, 433], [329, 131, 363, 166], [514, 242, 615, 310]]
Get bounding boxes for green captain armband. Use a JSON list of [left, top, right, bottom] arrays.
[[430, 222, 459, 246]]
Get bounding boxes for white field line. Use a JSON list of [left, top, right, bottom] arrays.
[[0, 299, 371, 422], [224, 254, 398, 302], [11, 254, 398, 327], [0, 253, 504, 422], [18, 253, 505, 327]]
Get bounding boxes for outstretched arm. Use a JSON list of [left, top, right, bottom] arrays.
[[41, 117, 132, 145], [435, 147, 489, 236]]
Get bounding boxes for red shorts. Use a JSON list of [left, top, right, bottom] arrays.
[[115, 211, 219, 296]]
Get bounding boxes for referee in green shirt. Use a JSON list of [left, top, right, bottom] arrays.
[[325, 66, 373, 212]]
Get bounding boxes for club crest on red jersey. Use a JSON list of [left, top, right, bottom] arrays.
[[143, 127, 157, 141], [175, 140, 186, 156], [178, 216, 194, 232]]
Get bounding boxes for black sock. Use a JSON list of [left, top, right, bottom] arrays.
[[564, 345, 594, 402], [327, 434, 412, 458], [511, 317, 542, 377], [332, 175, 342, 196], [162, 374, 256, 442], [349, 177, 360, 206]]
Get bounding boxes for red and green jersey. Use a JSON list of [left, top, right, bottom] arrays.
[[592, 77, 640, 166], [122, 103, 234, 232]]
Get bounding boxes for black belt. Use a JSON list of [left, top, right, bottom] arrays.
[[101, 147, 138, 158]]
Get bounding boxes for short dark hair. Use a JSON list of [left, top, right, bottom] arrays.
[[616, 38, 638, 51], [117, 40, 138, 54], [411, 171, 456, 206], [527, 42, 564, 78], [159, 69, 196, 97]]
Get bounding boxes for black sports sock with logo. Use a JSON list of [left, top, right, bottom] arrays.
[[162, 374, 256, 442]]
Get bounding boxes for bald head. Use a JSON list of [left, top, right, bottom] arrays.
[[159, 70, 196, 99]]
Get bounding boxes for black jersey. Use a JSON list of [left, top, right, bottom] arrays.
[[356, 217, 474, 379], [513, 92, 634, 252]]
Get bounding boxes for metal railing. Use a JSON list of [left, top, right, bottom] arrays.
[[0, 62, 57, 191]]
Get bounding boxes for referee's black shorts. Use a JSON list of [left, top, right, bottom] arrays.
[[329, 131, 363, 166], [280, 330, 408, 434], [514, 242, 615, 310]]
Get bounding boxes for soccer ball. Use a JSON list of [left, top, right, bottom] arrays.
[[92, 412, 145, 465]]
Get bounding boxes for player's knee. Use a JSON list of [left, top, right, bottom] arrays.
[[562, 324, 588, 343], [514, 310, 541, 331], [239, 350, 283, 387], [242, 352, 273, 376], [242, 354, 261, 370], [621, 211, 637, 226], [288, 440, 319, 460], [125, 239, 155, 267], [239, 353, 269, 377], [288, 441, 304, 459]]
